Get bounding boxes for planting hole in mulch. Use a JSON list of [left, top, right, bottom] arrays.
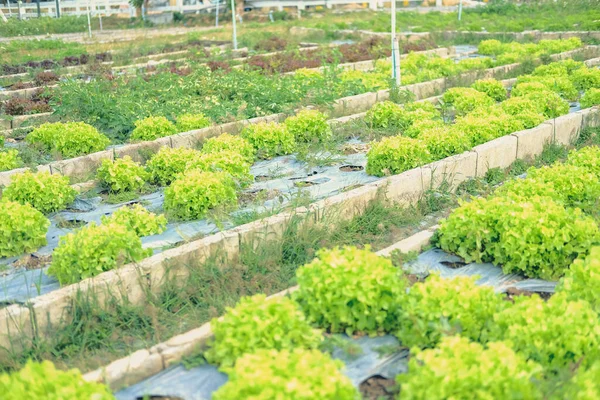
[[255, 175, 270, 181], [293, 177, 331, 187], [339, 165, 364, 172], [135, 396, 184, 400], [505, 287, 554, 302], [360, 375, 399, 400], [13, 254, 52, 270], [56, 219, 87, 229], [440, 260, 467, 269]]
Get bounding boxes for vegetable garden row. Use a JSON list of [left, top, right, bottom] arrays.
[[1, 30, 600, 398]]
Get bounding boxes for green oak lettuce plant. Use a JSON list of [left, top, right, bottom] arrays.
[[580, 88, 600, 109], [146, 147, 203, 186], [566, 146, 600, 178], [441, 87, 494, 116], [364, 101, 407, 129], [163, 170, 237, 221], [284, 109, 332, 143], [293, 246, 408, 336], [97, 156, 149, 193], [241, 122, 296, 159], [130, 116, 177, 142], [0, 360, 114, 400], [175, 113, 211, 132], [48, 221, 150, 284], [0, 149, 22, 171], [201, 133, 256, 163], [206, 294, 323, 368], [101, 204, 167, 237], [435, 195, 598, 280], [556, 247, 600, 314], [3, 171, 76, 214], [472, 78, 507, 102], [489, 293, 600, 373], [396, 275, 505, 348], [397, 336, 542, 400], [186, 150, 253, 187], [420, 126, 471, 159], [571, 67, 600, 91], [0, 201, 49, 258], [558, 360, 600, 400], [366, 136, 431, 177], [26, 121, 110, 158], [212, 349, 359, 400]]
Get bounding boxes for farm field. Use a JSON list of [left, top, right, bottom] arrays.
[[2, 1, 600, 399]]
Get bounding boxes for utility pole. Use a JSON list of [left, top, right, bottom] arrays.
[[391, 0, 400, 86], [230, 0, 237, 50]]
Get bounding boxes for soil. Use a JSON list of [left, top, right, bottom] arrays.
[[360, 375, 399, 400], [505, 287, 554, 302], [13, 254, 51, 270]]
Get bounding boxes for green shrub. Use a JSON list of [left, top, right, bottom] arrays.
[[294, 246, 408, 336], [581, 88, 600, 109], [567, 146, 600, 178], [420, 127, 471, 159], [558, 360, 600, 400], [186, 150, 253, 187], [212, 349, 358, 400], [175, 113, 211, 132], [284, 109, 331, 143], [47, 222, 150, 284], [146, 147, 202, 186], [164, 170, 237, 221], [97, 156, 149, 193], [3, 171, 76, 214], [397, 336, 542, 400], [556, 247, 600, 313], [201, 133, 256, 163], [441, 87, 495, 116], [571, 67, 600, 91], [0, 149, 22, 171], [206, 294, 323, 368], [0, 201, 49, 258], [26, 122, 110, 158], [241, 122, 296, 159], [396, 275, 505, 348], [490, 293, 600, 373], [436, 196, 599, 280], [130, 116, 177, 142], [364, 101, 407, 129], [472, 79, 507, 102], [0, 360, 114, 400], [101, 204, 167, 237], [366, 136, 431, 177]]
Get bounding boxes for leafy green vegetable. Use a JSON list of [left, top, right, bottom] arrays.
[[558, 360, 600, 400], [580, 88, 600, 109], [0, 200, 49, 258], [163, 170, 237, 221], [0, 360, 114, 400], [26, 122, 110, 158], [186, 150, 253, 187], [175, 113, 211, 132], [212, 349, 359, 400], [241, 122, 296, 159], [48, 221, 150, 284], [396, 275, 505, 348], [441, 87, 495, 116], [146, 146, 202, 186], [294, 246, 408, 336], [420, 126, 471, 159], [97, 156, 149, 193], [398, 336, 542, 400], [366, 136, 431, 177], [556, 247, 600, 314], [284, 109, 331, 143], [0, 149, 22, 171], [472, 78, 507, 102], [101, 204, 167, 237], [3, 170, 76, 214], [130, 116, 177, 142], [490, 293, 600, 373], [201, 133, 256, 163], [566, 146, 600, 178], [206, 294, 323, 368]]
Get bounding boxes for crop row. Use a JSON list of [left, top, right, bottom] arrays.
[[5, 141, 598, 398]]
